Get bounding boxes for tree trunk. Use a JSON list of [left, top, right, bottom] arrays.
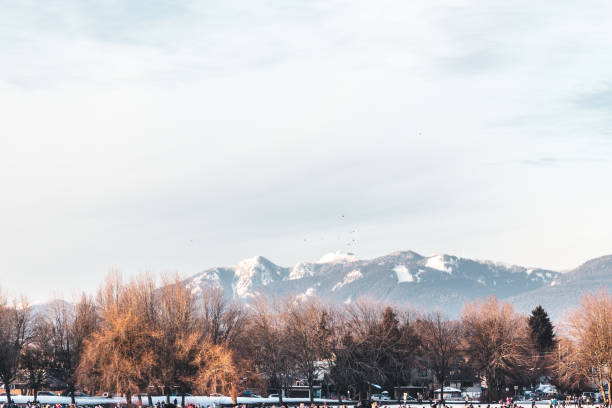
[[181, 392, 185, 408], [138, 393, 143, 406], [309, 381, 314, 404], [358, 383, 368, 408], [148, 393, 153, 407], [4, 382, 11, 404], [278, 386, 283, 405], [441, 373, 446, 407], [230, 384, 238, 405], [126, 391, 133, 407]]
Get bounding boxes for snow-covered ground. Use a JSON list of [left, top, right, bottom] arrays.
[[0, 397, 592, 408], [0, 396, 344, 407]]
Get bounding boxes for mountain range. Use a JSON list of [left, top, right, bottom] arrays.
[[183, 250, 612, 320]]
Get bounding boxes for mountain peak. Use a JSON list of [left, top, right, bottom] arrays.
[[563, 254, 612, 282], [388, 250, 424, 258], [233, 255, 287, 298], [236, 255, 271, 269]]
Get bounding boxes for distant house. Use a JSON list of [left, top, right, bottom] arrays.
[[393, 366, 435, 399], [434, 387, 462, 400], [445, 363, 482, 399], [283, 382, 322, 399]]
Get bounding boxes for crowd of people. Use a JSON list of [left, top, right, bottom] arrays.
[[1, 398, 609, 408]]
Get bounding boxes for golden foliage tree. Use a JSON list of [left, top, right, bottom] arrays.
[[153, 275, 201, 405], [78, 273, 157, 406]]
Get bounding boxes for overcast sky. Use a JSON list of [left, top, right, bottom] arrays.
[[2, 0, 612, 302]]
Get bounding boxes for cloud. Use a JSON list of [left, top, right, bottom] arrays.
[[575, 84, 612, 110], [2, 0, 612, 301]]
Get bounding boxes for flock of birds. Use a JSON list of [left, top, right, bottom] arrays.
[[300, 214, 358, 248]]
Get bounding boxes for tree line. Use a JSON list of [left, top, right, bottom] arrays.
[[0, 274, 610, 406]]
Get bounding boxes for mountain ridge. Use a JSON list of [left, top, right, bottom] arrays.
[[183, 250, 611, 319]]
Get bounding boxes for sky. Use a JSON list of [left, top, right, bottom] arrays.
[[1, 0, 612, 302]]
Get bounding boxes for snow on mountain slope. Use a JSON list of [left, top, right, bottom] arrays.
[[233, 256, 288, 298], [332, 269, 363, 291], [180, 249, 609, 318], [425, 255, 454, 274], [317, 251, 358, 264], [288, 261, 313, 280], [393, 265, 415, 283]]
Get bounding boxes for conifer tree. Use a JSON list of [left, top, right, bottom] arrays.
[[528, 305, 556, 353]]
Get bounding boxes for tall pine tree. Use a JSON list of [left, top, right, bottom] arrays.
[[528, 305, 556, 353]]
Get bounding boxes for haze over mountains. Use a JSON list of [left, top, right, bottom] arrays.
[[183, 250, 612, 320]]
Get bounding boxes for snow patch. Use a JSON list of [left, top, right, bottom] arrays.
[[233, 256, 281, 298], [332, 269, 363, 291], [394, 265, 415, 283], [534, 271, 550, 281], [425, 255, 453, 274], [186, 270, 222, 294], [289, 261, 313, 280], [317, 251, 358, 264], [295, 287, 316, 302]]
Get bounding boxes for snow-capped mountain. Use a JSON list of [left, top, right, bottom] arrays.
[[183, 250, 611, 318]]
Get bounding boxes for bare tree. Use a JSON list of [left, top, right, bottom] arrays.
[[418, 312, 461, 404], [285, 300, 333, 403], [0, 294, 31, 403], [560, 290, 611, 405], [461, 296, 532, 402], [332, 301, 387, 403], [551, 336, 590, 393], [249, 299, 294, 403], [47, 294, 98, 404], [21, 316, 53, 401], [200, 285, 247, 346]]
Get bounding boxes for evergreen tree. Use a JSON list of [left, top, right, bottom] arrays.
[[528, 305, 556, 353]]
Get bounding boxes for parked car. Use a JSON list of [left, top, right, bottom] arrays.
[[37, 391, 59, 396], [268, 394, 280, 398], [61, 390, 89, 397], [240, 390, 263, 398], [101, 392, 113, 398]]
